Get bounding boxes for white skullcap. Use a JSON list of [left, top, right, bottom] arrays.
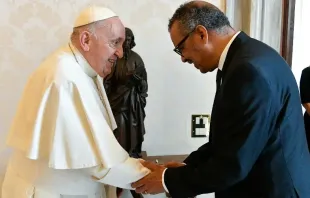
[[74, 6, 117, 28]]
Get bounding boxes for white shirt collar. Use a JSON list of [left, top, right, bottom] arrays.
[[218, 31, 241, 71], [68, 42, 97, 78]]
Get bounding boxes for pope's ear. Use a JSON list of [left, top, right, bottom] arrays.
[[79, 31, 91, 51]]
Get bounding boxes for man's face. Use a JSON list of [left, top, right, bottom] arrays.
[[87, 17, 125, 77], [169, 22, 218, 73]]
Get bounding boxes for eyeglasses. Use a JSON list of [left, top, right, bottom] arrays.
[[173, 29, 195, 56]]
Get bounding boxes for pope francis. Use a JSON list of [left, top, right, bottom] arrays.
[[1, 6, 150, 198]]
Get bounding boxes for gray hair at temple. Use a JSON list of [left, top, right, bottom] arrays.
[[70, 20, 108, 41], [168, 0, 231, 36], [125, 27, 136, 49]]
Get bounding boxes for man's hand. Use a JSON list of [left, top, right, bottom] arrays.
[[164, 161, 186, 168], [131, 160, 166, 195]]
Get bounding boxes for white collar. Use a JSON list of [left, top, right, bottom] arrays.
[[68, 42, 97, 78], [218, 31, 241, 71]]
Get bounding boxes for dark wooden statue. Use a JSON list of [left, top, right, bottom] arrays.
[[104, 27, 148, 198]]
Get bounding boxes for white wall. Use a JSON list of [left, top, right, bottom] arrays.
[[0, 0, 221, 197], [291, 0, 310, 84]]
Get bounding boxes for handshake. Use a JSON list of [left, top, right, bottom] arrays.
[[131, 160, 186, 195], [148, 159, 186, 168]]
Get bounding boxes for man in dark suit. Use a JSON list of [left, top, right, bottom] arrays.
[[132, 1, 310, 198]]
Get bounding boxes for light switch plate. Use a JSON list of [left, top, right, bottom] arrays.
[[191, 114, 210, 138]]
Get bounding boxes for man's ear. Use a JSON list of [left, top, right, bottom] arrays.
[[195, 25, 208, 44], [79, 31, 91, 51]]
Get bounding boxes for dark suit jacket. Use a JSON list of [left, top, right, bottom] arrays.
[[299, 66, 310, 151], [164, 32, 310, 198]]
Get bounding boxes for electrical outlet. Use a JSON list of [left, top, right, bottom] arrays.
[[191, 114, 210, 138]]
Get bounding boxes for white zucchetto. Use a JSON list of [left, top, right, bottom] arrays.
[[74, 6, 117, 28]]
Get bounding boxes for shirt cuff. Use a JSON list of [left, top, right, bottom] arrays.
[[162, 168, 169, 193]]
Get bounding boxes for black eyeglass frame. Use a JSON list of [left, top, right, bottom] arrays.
[[173, 29, 195, 56]]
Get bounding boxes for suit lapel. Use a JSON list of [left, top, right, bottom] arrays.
[[209, 32, 250, 142]]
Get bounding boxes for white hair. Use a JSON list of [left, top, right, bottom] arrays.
[[70, 20, 110, 41]]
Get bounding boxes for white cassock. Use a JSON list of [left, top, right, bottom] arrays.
[[1, 42, 150, 198]]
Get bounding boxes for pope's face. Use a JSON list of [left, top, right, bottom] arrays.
[[88, 17, 125, 77]]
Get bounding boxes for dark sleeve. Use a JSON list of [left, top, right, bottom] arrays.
[[133, 56, 148, 95], [183, 143, 211, 165], [164, 64, 274, 197], [300, 67, 310, 104]]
